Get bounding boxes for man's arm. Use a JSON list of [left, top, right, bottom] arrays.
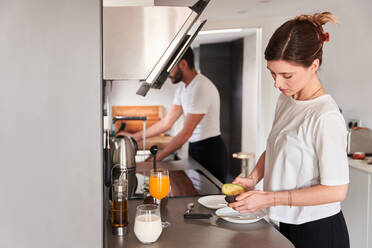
[[119, 104, 183, 141], [156, 113, 204, 161]]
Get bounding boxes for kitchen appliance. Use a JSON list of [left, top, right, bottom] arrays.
[[109, 135, 138, 197], [347, 129, 372, 156], [103, 0, 210, 96]]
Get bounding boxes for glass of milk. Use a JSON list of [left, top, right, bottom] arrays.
[[134, 204, 162, 244]]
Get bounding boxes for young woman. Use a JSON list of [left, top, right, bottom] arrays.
[[229, 12, 350, 248]]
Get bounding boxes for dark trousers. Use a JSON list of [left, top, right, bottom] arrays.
[[188, 135, 228, 183], [280, 211, 350, 248]]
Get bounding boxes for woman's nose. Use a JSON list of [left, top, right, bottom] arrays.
[[274, 79, 280, 88], [274, 76, 284, 89]]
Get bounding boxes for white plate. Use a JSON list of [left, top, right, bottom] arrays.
[[215, 207, 266, 224], [198, 195, 227, 209]]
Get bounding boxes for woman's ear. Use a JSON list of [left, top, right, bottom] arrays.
[[310, 59, 320, 73]]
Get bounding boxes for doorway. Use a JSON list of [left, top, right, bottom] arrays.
[[198, 39, 243, 181], [193, 28, 260, 182]]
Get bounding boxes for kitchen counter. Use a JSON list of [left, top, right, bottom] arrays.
[[348, 157, 372, 173], [343, 157, 372, 247], [104, 158, 294, 248]]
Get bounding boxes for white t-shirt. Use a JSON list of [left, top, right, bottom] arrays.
[[173, 74, 221, 143], [264, 94, 349, 225]]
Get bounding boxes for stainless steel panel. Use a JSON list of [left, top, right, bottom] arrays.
[[103, 6, 193, 80], [145, 11, 198, 85], [148, 19, 206, 90], [136, 18, 205, 96]]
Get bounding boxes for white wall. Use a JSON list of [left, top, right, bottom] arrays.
[[204, 0, 372, 154], [0, 0, 102, 247], [320, 0, 372, 127], [110, 80, 177, 119], [242, 32, 259, 156]]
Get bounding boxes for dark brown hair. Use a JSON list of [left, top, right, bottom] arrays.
[[181, 47, 195, 69], [264, 12, 338, 67]]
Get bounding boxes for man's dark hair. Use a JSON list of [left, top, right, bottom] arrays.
[[181, 47, 195, 69]]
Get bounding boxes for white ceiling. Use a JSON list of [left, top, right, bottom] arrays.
[[106, 0, 339, 45], [193, 28, 256, 46], [104, 0, 155, 6], [155, 0, 338, 22], [156, 0, 339, 44]]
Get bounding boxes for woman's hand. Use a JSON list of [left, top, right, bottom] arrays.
[[232, 176, 256, 191], [229, 190, 273, 213]]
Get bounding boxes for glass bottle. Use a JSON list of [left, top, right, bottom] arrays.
[[111, 168, 128, 236]]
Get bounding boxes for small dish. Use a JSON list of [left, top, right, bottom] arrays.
[[198, 195, 227, 209], [215, 207, 266, 224]]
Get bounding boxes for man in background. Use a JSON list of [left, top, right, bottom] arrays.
[[120, 48, 228, 183]]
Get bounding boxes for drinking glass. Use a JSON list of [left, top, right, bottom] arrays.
[[149, 169, 170, 228], [134, 204, 162, 244]]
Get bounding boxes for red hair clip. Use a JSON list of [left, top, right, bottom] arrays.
[[321, 32, 330, 42]]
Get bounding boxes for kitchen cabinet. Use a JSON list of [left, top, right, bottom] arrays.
[[342, 166, 369, 247], [342, 159, 372, 248]]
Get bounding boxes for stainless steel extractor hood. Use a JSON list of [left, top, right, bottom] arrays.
[[103, 0, 209, 96]]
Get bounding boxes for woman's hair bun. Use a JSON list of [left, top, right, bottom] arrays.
[[264, 11, 338, 67], [293, 12, 339, 28]]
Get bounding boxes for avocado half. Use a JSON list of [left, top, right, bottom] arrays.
[[221, 184, 245, 203]]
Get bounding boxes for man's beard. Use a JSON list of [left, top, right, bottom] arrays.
[[170, 66, 183, 84]]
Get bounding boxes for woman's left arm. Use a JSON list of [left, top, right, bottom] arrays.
[[230, 183, 349, 213]]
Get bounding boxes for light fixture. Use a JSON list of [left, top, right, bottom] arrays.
[[198, 28, 244, 35]]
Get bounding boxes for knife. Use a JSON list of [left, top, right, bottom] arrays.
[[184, 213, 212, 219], [184, 212, 261, 220]]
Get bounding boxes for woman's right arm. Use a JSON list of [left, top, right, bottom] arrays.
[[232, 151, 266, 190]]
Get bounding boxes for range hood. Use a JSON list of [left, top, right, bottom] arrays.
[[103, 0, 209, 96]]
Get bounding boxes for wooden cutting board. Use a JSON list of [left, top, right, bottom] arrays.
[[112, 105, 164, 133], [112, 105, 173, 149], [137, 135, 173, 150]]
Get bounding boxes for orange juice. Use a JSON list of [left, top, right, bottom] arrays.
[[149, 175, 170, 200]]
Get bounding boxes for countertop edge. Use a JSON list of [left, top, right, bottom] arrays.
[[349, 157, 372, 173]]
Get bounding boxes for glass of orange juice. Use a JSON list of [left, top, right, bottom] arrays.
[[149, 169, 170, 228]]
